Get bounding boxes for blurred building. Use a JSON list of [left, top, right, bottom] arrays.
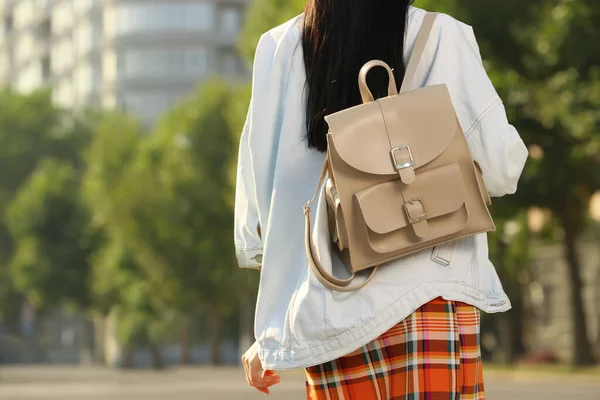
[[0, 0, 249, 126]]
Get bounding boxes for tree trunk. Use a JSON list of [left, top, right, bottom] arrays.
[[149, 344, 165, 370], [559, 214, 595, 366], [496, 312, 514, 364], [207, 307, 222, 365], [494, 238, 515, 364], [180, 315, 193, 365], [80, 315, 95, 365], [93, 314, 107, 365], [122, 345, 134, 369], [509, 288, 526, 359]]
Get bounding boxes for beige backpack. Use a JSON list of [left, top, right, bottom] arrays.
[[303, 13, 495, 292]]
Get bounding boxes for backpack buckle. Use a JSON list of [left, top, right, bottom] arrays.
[[404, 198, 427, 223], [391, 145, 414, 170]]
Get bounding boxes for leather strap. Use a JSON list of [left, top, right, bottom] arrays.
[[304, 158, 378, 292], [400, 12, 439, 94], [378, 100, 431, 240], [358, 60, 399, 103], [370, 13, 438, 240]]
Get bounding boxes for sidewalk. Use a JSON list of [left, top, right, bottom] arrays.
[[0, 365, 598, 400]]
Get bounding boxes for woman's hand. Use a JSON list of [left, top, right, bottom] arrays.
[[242, 341, 281, 395]]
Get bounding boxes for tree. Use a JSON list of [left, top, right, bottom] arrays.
[[121, 79, 240, 364], [6, 159, 94, 310], [91, 236, 169, 369], [82, 113, 168, 365], [84, 83, 242, 365], [0, 90, 93, 332]]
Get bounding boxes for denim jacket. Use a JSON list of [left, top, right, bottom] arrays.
[[234, 7, 529, 370]]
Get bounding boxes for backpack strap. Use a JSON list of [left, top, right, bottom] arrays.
[[400, 12, 439, 94], [303, 158, 379, 292]]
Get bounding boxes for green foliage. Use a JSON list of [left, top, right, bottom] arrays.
[[82, 112, 142, 233], [239, 0, 305, 62], [82, 80, 243, 350], [0, 90, 96, 328], [6, 159, 94, 310], [119, 79, 239, 312]]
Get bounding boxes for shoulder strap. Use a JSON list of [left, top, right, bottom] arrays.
[[303, 158, 378, 292], [400, 12, 439, 94]]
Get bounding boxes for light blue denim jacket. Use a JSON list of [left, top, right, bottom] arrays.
[[234, 7, 529, 370]]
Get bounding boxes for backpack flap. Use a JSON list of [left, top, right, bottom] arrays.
[[325, 85, 458, 177], [354, 162, 469, 254]]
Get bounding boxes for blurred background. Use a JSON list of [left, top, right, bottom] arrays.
[[0, 0, 598, 388]]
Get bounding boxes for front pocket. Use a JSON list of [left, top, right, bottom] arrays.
[[354, 163, 469, 254]]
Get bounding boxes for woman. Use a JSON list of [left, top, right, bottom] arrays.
[[235, 1, 528, 398]]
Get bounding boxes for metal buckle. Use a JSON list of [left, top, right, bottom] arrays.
[[391, 145, 414, 171], [404, 198, 427, 224]]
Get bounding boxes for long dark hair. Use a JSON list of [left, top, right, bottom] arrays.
[[302, 0, 414, 152]]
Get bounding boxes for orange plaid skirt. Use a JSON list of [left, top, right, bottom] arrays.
[[305, 298, 485, 399]]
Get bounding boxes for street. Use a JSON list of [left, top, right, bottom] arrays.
[[0, 366, 598, 400]]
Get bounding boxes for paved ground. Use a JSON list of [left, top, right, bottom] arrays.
[[0, 366, 598, 400]]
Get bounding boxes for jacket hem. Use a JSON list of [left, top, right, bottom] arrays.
[[258, 281, 510, 370]]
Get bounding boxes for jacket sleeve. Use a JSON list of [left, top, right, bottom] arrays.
[[420, 15, 529, 197], [234, 107, 263, 269], [234, 34, 275, 269], [457, 22, 529, 197], [465, 100, 529, 197]]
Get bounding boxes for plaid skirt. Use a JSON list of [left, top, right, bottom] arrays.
[[305, 297, 485, 400]]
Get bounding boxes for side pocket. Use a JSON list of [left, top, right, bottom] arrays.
[[474, 161, 492, 206], [325, 179, 348, 250]]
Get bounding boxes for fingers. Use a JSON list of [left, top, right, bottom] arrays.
[[257, 387, 270, 395], [263, 370, 280, 378], [251, 370, 280, 388], [243, 362, 280, 391], [242, 357, 252, 387]]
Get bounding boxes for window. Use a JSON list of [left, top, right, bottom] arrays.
[[52, 37, 73, 74], [41, 56, 51, 80], [121, 92, 179, 124], [15, 63, 42, 92], [92, 65, 101, 92], [74, 0, 99, 14], [4, 15, 14, 35], [37, 17, 51, 40], [220, 6, 242, 35], [14, 33, 36, 66], [54, 79, 74, 108], [75, 63, 91, 98], [14, 0, 34, 30], [92, 21, 102, 49], [74, 19, 101, 55], [218, 48, 242, 77], [74, 21, 92, 55], [118, 48, 210, 79], [115, 3, 215, 35], [52, 2, 73, 35]]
